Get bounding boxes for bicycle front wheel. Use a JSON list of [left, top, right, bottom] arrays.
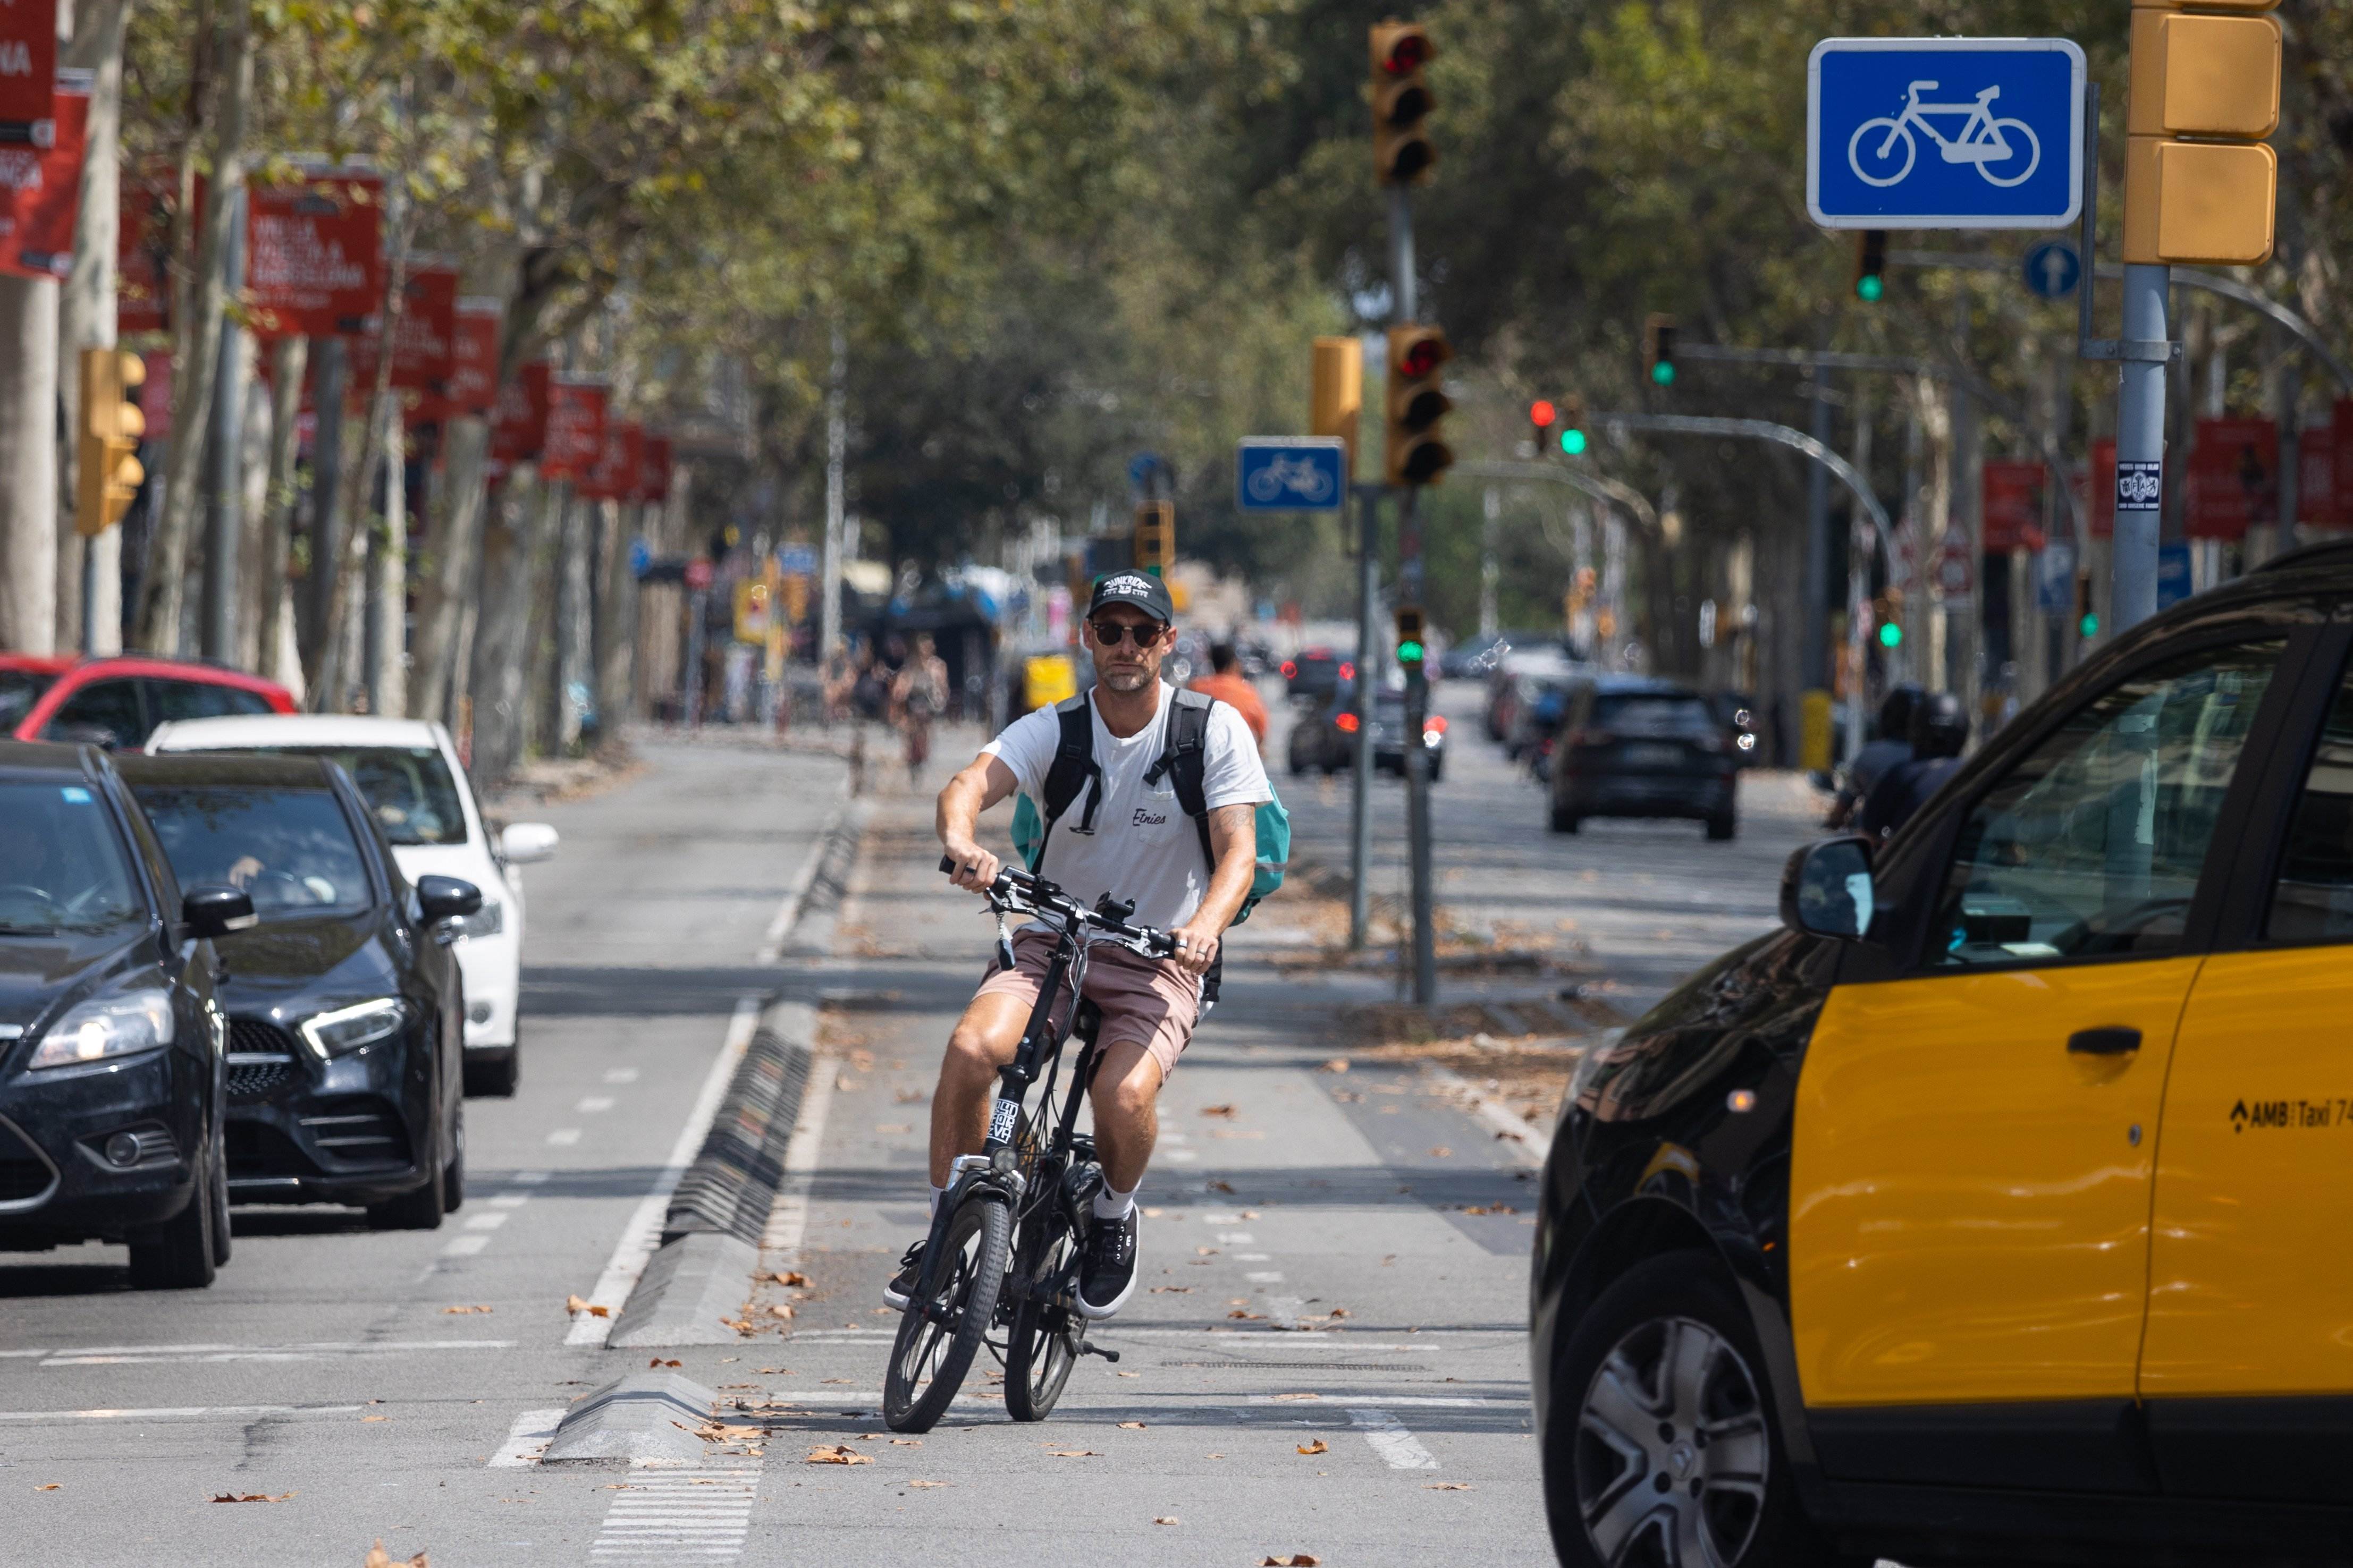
[[883, 1196, 1012, 1434], [1005, 1209, 1086, 1422], [1846, 117, 1915, 187]]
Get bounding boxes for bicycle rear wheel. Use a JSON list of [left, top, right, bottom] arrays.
[[1004, 1208, 1085, 1422], [883, 1196, 1011, 1434]]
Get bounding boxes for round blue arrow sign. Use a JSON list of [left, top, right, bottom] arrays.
[[2022, 240, 2080, 300]]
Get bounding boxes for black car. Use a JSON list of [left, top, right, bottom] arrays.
[[1285, 686, 1447, 782], [1546, 676, 1739, 838], [1531, 541, 2353, 1568], [1281, 646, 1348, 704], [0, 741, 255, 1287], [115, 754, 479, 1231]]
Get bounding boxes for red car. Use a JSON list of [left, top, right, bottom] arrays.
[[1, 655, 296, 751]]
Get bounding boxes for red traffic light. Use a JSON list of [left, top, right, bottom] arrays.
[[1398, 338, 1446, 377], [1378, 31, 1432, 75], [1530, 399, 1556, 429]]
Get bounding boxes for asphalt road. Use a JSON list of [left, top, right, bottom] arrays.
[[0, 689, 1820, 1567]]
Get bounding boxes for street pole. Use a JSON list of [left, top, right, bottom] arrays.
[[2112, 265, 2169, 630], [1388, 182, 1436, 1005], [820, 323, 846, 681], [1803, 359, 1831, 697], [1348, 482, 1378, 950], [200, 187, 245, 663], [1478, 484, 1499, 640]]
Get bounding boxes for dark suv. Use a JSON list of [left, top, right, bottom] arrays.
[[1532, 541, 2353, 1567], [1545, 676, 1739, 839]]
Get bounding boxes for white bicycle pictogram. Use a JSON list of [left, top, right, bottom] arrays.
[[1246, 453, 1336, 505], [1848, 81, 2040, 189]]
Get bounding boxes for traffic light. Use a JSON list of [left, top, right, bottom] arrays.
[[1384, 324, 1453, 486], [1567, 565, 1597, 612], [1394, 605, 1426, 667], [2124, 0, 2281, 265], [1133, 499, 1174, 573], [1643, 313, 1677, 388], [2076, 571, 2099, 638], [1874, 590, 1903, 648], [1370, 21, 1436, 186], [1558, 394, 1588, 457], [76, 348, 146, 538], [1854, 230, 1887, 302], [1529, 399, 1555, 446], [1312, 335, 1364, 481]]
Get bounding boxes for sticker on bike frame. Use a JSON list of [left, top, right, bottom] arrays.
[[989, 1099, 1020, 1145]]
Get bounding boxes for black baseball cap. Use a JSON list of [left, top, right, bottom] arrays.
[[1087, 571, 1175, 625]]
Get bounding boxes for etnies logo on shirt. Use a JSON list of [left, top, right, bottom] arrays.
[[1132, 807, 1168, 827]]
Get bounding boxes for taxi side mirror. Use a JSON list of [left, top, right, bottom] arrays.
[[1781, 837, 1877, 941]]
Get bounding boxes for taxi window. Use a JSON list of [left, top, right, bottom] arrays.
[[1927, 639, 2283, 968], [2267, 658, 2353, 945]]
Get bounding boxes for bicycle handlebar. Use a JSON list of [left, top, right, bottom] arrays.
[[937, 855, 1177, 959]]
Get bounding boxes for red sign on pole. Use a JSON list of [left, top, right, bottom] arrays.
[[2186, 416, 2278, 540], [637, 434, 672, 505], [2089, 438, 2116, 539], [440, 299, 501, 417], [1980, 459, 2048, 553], [581, 418, 636, 501], [246, 171, 383, 338], [116, 165, 175, 335], [542, 379, 608, 484], [0, 0, 59, 127], [0, 74, 83, 280], [488, 360, 550, 479], [347, 262, 459, 397], [2299, 426, 2336, 531]]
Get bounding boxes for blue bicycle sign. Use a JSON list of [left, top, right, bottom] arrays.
[[1809, 38, 2083, 231], [1235, 438, 1346, 513]]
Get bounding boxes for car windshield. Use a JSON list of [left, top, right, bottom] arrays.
[[0, 781, 147, 934], [0, 669, 56, 731], [1593, 694, 1718, 736], [232, 745, 468, 845], [131, 783, 373, 920]]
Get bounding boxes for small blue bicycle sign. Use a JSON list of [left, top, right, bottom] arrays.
[[1809, 38, 2083, 231], [1235, 438, 1346, 513]]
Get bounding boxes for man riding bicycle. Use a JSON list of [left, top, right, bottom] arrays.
[[891, 570, 1271, 1320]]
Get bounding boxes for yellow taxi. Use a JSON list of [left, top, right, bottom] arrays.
[[1532, 540, 2353, 1566]]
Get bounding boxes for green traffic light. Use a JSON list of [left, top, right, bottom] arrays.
[[2079, 613, 2099, 638], [1877, 621, 1902, 649], [1856, 275, 1884, 303], [1650, 361, 1676, 388], [1560, 428, 1588, 456], [1397, 640, 1425, 664]]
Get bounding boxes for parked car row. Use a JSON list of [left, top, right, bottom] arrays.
[[0, 686, 558, 1289]]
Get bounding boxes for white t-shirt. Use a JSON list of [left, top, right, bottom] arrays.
[[984, 682, 1271, 938]]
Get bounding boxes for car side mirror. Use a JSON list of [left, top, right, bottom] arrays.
[[1781, 837, 1877, 941], [416, 875, 483, 925], [500, 822, 559, 864], [182, 884, 257, 940]]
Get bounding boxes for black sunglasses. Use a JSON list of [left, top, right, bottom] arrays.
[[1089, 619, 1167, 647]]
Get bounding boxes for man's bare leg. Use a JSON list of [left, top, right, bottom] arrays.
[[927, 991, 1030, 1187], [1086, 1041, 1163, 1193]]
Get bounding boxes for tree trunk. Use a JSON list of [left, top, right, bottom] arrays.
[[367, 412, 405, 716], [469, 472, 541, 787], [252, 335, 304, 686], [312, 253, 406, 708], [594, 495, 636, 725], [408, 413, 489, 721], [134, 0, 249, 652], [0, 277, 60, 652]]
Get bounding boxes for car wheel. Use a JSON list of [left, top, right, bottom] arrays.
[[443, 1105, 466, 1213], [1706, 812, 1738, 842], [1550, 803, 1580, 834], [1543, 1253, 1824, 1568], [464, 1046, 520, 1098], [368, 1142, 447, 1231], [208, 1114, 232, 1268], [128, 1138, 219, 1290]]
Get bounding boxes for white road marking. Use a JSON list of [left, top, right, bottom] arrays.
[[1421, 1062, 1555, 1166], [0, 1404, 366, 1422], [546, 1128, 583, 1146], [589, 1464, 762, 1563], [1351, 1406, 1441, 1469], [758, 1022, 838, 1259], [464, 1211, 510, 1231], [567, 997, 762, 1347], [490, 1193, 530, 1209], [510, 1170, 550, 1185], [30, 1340, 512, 1369], [1246, 1271, 1286, 1283], [1235, 1253, 1272, 1261], [1167, 1150, 1199, 1162], [487, 1407, 568, 1468], [756, 802, 847, 964], [441, 1234, 491, 1257], [604, 1068, 640, 1084], [577, 1096, 617, 1113], [1217, 1232, 1255, 1243]]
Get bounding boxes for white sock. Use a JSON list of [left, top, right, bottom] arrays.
[[1093, 1183, 1137, 1222], [929, 1184, 946, 1216]]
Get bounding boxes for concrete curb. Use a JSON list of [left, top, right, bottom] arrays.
[[607, 1232, 763, 1349], [664, 1002, 816, 1244], [772, 800, 867, 961], [542, 1371, 720, 1465]]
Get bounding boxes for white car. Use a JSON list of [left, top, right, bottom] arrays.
[[145, 715, 555, 1096]]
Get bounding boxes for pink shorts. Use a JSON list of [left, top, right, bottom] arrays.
[[975, 929, 1203, 1082]]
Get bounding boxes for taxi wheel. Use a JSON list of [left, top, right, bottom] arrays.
[[1545, 1252, 1832, 1568]]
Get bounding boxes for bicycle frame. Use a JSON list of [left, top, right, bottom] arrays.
[[1892, 82, 2008, 164]]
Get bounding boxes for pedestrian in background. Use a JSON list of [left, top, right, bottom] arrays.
[[1189, 641, 1268, 749], [1861, 691, 1968, 839], [893, 633, 949, 782], [1828, 684, 1922, 829]]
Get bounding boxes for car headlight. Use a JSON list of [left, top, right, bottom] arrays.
[[297, 998, 410, 1058], [28, 991, 175, 1070], [450, 899, 504, 939]]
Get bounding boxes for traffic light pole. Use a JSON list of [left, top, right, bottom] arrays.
[[2111, 266, 2169, 632], [1348, 481, 1378, 950], [1387, 182, 1437, 1004]]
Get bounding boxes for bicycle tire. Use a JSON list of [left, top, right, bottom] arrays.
[[1977, 118, 2039, 187], [1005, 1207, 1085, 1421], [883, 1196, 1012, 1434], [1847, 117, 1915, 188]]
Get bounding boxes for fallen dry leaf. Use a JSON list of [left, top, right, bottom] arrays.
[[894, 1087, 926, 1103], [1045, 1449, 1101, 1458], [1428, 1146, 1453, 1158], [906, 1480, 949, 1488], [821, 1378, 853, 1385], [564, 1294, 609, 1319], [1207, 1452, 1225, 1460], [648, 1358, 681, 1369], [890, 1438, 921, 1446], [757, 1367, 791, 1375], [1154, 1516, 1179, 1525], [771, 1271, 811, 1288], [874, 1123, 912, 1134], [700, 1423, 765, 1443], [441, 1304, 492, 1315], [210, 1491, 294, 1503], [362, 1543, 429, 1568], [1296, 1439, 1329, 1455], [1319, 1057, 1351, 1073], [1200, 1104, 1237, 1118], [1116, 1371, 1141, 1378], [1425, 1481, 1475, 1490], [1260, 1556, 1321, 1566], [1150, 1285, 1193, 1294], [35, 1483, 59, 1491], [768, 1304, 795, 1319], [361, 1415, 389, 1423], [1195, 1246, 1218, 1257], [1241, 1210, 1260, 1219], [1207, 1179, 1236, 1193], [1327, 1308, 1352, 1320], [1118, 1421, 1147, 1430], [1227, 1310, 1266, 1320], [805, 1445, 874, 1466]]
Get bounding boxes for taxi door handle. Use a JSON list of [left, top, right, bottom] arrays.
[[2068, 1027, 2143, 1056]]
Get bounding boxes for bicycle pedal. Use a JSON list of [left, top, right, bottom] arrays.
[[1077, 1342, 1120, 1363]]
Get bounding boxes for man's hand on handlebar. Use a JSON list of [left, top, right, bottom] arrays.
[[1166, 917, 1220, 978], [940, 838, 1002, 895]]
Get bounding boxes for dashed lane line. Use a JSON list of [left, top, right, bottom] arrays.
[[566, 996, 763, 1347], [487, 1407, 568, 1468], [1351, 1405, 1442, 1469], [0, 1404, 367, 1422], [19, 1339, 515, 1368], [546, 1128, 583, 1146]]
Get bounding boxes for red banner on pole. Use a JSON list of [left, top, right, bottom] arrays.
[[438, 299, 501, 417], [542, 379, 607, 484], [487, 360, 550, 480], [1980, 459, 2048, 553], [0, 75, 83, 279], [580, 417, 636, 500], [2299, 426, 2337, 531], [2089, 438, 2115, 540], [246, 170, 382, 338], [347, 262, 459, 399], [116, 164, 175, 335], [0, 0, 58, 127], [637, 434, 672, 505], [2186, 416, 2278, 540]]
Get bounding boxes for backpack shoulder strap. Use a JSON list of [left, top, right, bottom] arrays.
[[1031, 694, 1103, 871], [1147, 688, 1218, 869]]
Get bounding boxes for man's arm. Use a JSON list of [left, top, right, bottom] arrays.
[[1168, 803, 1256, 978], [938, 753, 1021, 893]]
